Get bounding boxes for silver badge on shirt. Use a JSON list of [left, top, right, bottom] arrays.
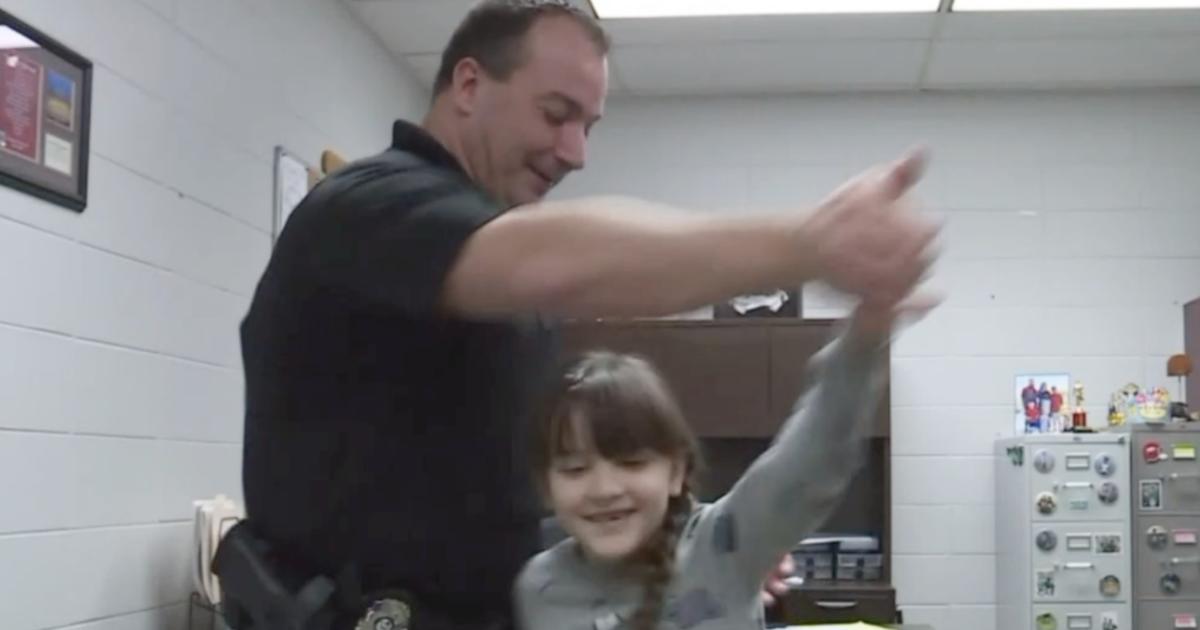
[[355, 598, 411, 630]]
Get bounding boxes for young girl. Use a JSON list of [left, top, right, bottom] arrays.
[[514, 304, 901, 630]]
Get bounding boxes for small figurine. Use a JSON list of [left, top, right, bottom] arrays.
[[1139, 387, 1170, 422], [1121, 383, 1141, 407], [1108, 391, 1126, 427], [1072, 382, 1088, 430]]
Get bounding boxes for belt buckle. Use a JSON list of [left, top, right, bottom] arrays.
[[354, 596, 412, 630]]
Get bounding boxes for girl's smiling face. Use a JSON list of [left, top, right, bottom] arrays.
[[546, 419, 684, 563]]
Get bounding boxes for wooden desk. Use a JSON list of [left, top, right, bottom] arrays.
[[772, 619, 931, 624], [772, 580, 896, 626]]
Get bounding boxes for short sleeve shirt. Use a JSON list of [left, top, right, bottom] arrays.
[[240, 120, 558, 618]]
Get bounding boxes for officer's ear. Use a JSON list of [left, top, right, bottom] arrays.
[[449, 57, 485, 116]]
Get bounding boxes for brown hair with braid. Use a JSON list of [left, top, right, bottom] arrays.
[[626, 490, 694, 629], [531, 352, 702, 630]]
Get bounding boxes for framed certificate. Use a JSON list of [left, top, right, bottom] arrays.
[[0, 9, 92, 212]]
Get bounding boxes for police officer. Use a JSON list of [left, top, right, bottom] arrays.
[[228, 1, 938, 629]]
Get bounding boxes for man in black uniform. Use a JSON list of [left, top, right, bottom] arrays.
[[232, 2, 938, 629]]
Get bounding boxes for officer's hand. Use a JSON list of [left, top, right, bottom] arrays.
[[850, 291, 943, 343], [799, 150, 940, 306]]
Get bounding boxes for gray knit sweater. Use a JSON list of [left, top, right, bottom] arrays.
[[514, 331, 888, 630]]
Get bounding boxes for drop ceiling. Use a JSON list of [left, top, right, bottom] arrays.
[[343, 0, 1200, 95]]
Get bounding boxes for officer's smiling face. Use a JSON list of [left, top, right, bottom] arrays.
[[468, 15, 608, 207]]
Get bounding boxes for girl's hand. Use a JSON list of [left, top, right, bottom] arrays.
[[850, 292, 942, 343]]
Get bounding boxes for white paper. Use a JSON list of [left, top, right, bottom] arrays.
[[1067, 534, 1092, 550], [730, 289, 789, 314], [43, 133, 72, 176], [275, 149, 310, 235], [1067, 614, 1094, 629]]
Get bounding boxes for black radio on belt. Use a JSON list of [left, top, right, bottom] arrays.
[[212, 521, 415, 630], [212, 521, 340, 629]]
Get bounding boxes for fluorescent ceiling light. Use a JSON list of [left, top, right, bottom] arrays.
[[954, 0, 1200, 10], [589, 1, 941, 19]]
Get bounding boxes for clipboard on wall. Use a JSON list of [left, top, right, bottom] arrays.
[[272, 145, 319, 242], [272, 146, 351, 242]]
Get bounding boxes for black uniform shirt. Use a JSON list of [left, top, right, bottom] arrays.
[[240, 120, 557, 619]]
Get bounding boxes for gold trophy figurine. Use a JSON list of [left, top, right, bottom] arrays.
[[1071, 382, 1088, 430]]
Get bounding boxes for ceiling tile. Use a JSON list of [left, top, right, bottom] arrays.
[[939, 8, 1200, 39], [603, 12, 938, 45], [345, 2, 1200, 95], [612, 40, 928, 95], [925, 37, 1200, 88]]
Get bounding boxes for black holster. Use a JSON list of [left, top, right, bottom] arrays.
[[212, 521, 343, 630], [213, 521, 508, 630]]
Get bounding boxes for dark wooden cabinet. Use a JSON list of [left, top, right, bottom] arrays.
[[767, 325, 827, 420], [767, 325, 892, 438], [562, 319, 890, 438], [1187, 298, 1199, 407], [561, 321, 772, 437]]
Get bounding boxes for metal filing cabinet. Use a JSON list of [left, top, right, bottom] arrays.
[[996, 433, 1133, 630], [1122, 424, 1200, 630]]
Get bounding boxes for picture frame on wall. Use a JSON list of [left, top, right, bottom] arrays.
[[0, 9, 93, 212]]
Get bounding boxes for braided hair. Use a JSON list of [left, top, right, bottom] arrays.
[[627, 490, 694, 630], [532, 352, 703, 630]]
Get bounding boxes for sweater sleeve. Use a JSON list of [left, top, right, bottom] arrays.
[[514, 553, 547, 630], [514, 569, 534, 630]]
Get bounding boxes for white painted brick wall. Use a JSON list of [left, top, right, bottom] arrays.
[[0, 0, 427, 627], [554, 88, 1200, 629], [3, 3, 1197, 627]]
